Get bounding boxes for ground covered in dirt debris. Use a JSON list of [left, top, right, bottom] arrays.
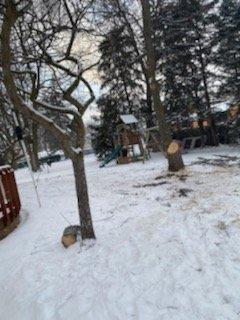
[[1, 145, 240, 320]]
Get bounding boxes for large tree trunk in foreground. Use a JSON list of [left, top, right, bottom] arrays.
[[1, 0, 96, 240], [141, 0, 184, 171], [72, 154, 95, 240]]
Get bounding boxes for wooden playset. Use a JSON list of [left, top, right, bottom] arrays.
[[114, 115, 146, 165], [100, 114, 148, 167]]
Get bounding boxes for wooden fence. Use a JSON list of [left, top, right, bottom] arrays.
[[0, 166, 21, 239]]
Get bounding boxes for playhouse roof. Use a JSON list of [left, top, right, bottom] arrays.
[[120, 114, 138, 124]]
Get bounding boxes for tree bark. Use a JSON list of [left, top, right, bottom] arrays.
[[31, 123, 40, 171], [198, 117, 205, 147], [196, 35, 219, 146], [146, 79, 154, 127], [72, 154, 95, 240], [141, 0, 184, 171], [26, 122, 40, 172]]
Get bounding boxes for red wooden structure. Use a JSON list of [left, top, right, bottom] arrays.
[[0, 166, 21, 238]]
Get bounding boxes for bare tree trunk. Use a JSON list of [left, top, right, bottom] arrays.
[[25, 116, 40, 171], [196, 36, 219, 146], [28, 147, 39, 172], [198, 118, 205, 147], [146, 79, 154, 127], [72, 154, 95, 240], [24, 123, 40, 172], [26, 144, 39, 172], [31, 123, 40, 171], [141, 0, 184, 171]]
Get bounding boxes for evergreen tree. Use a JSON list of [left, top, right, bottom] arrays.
[[156, 1, 199, 119], [154, 0, 219, 145], [91, 25, 145, 157], [90, 96, 118, 159], [99, 26, 144, 115], [215, 0, 240, 102]]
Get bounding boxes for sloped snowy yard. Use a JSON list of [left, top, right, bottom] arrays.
[[1, 146, 240, 320]]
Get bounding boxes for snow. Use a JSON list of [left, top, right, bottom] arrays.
[[37, 150, 66, 161], [0, 165, 11, 170], [71, 147, 82, 154], [120, 114, 138, 124], [1, 145, 240, 320], [212, 101, 230, 112]]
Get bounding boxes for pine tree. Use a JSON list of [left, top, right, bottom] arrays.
[[156, 1, 200, 119], [154, 0, 219, 145], [90, 95, 119, 159], [99, 26, 144, 114], [215, 0, 240, 102], [91, 25, 145, 157]]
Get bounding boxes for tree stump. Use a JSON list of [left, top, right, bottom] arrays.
[[167, 140, 184, 172], [61, 225, 81, 248]]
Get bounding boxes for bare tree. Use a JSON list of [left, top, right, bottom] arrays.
[[0, 100, 22, 167], [1, 0, 97, 239], [140, 0, 184, 171]]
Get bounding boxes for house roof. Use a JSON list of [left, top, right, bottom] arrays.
[[120, 114, 138, 124]]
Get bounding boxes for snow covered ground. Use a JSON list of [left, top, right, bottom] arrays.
[[1, 146, 240, 320]]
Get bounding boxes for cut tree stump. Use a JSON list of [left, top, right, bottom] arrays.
[[167, 140, 184, 172], [167, 141, 180, 154], [61, 225, 81, 248]]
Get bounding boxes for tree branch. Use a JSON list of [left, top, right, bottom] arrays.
[[1, 0, 74, 158]]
